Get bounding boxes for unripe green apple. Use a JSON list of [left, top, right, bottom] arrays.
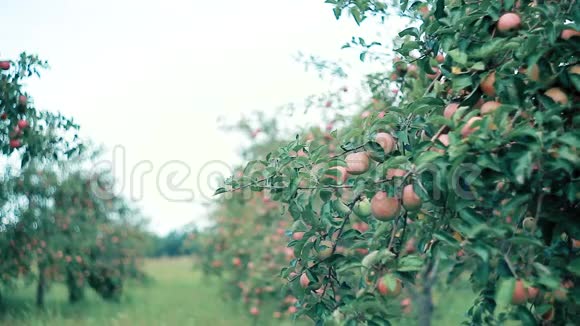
[[353, 198, 372, 218], [522, 217, 537, 232], [317, 240, 334, 260]]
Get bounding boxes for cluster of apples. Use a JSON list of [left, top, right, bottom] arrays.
[[394, 10, 578, 147], [322, 131, 422, 223], [440, 12, 578, 147], [2, 92, 29, 149], [298, 131, 422, 313], [391, 50, 445, 82], [1, 60, 32, 150], [509, 278, 575, 321], [8, 115, 29, 149]]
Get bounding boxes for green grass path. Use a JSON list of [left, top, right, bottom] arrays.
[[0, 258, 263, 326]]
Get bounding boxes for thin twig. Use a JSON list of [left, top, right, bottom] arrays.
[[330, 144, 367, 159], [226, 177, 268, 193], [425, 125, 449, 152], [396, 212, 409, 256], [387, 219, 399, 252], [331, 195, 362, 253], [423, 71, 442, 96], [503, 254, 519, 278], [535, 192, 545, 221]]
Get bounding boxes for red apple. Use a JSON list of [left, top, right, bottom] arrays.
[[402, 185, 422, 211], [377, 276, 402, 296], [9, 139, 21, 149], [480, 71, 496, 97], [461, 117, 482, 138], [18, 95, 27, 106], [371, 191, 401, 221], [386, 168, 407, 180], [497, 13, 521, 32], [401, 298, 412, 314], [443, 103, 460, 119], [480, 101, 501, 115], [375, 132, 396, 154], [17, 120, 29, 129], [300, 273, 310, 288], [292, 232, 304, 241], [345, 152, 370, 175], [560, 28, 580, 40]]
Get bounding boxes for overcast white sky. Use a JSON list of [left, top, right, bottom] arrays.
[[1, 0, 405, 234]]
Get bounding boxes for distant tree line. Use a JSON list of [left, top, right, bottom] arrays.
[[145, 228, 201, 257]]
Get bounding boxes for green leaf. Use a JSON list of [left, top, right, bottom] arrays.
[[366, 141, 385, 162], [433, 230, 460, 247], [452, 75, 472, 90], [397, 255, 424, 271], [350, 7, 362, 25], [448, 49, 468, 65], [213, 187, 227, 196], [558, 132, 580, 148], [398, 41, 420, 55], [333, 6, 342, 19], [415, 151, 442, 169], [508, 236, 543, 247], [496, 278, 515, 306], [471, 244, 489, 262], [399, 27, 420, 39], [537, 275, 560, 290], [360, 51, 367, 62], [512, 151, 533, 184], [568, 257, 580, 276], [471, 62, 485, 71], [515, 306, 537, 326]]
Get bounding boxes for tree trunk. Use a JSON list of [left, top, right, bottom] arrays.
[[418, 259, 438, 326], [67, 267, 84, 303], [417, 283, 433, 326], [36, 262, 45, 307]]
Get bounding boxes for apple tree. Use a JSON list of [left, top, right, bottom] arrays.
[[215, 0, 579, 325], [1, 53, 147, 307]]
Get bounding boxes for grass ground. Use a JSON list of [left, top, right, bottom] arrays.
[[0, 258, 268, 326], [0, 257, 477, 325]]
